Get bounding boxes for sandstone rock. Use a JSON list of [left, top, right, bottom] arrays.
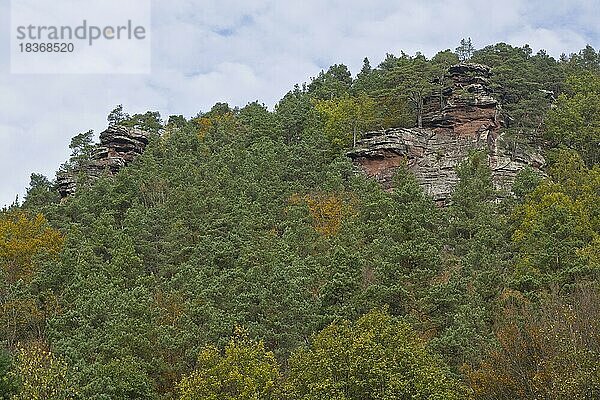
[[57, 125, 151, 198], [56, 173, 78, 198], [347, 63, 545, 204]]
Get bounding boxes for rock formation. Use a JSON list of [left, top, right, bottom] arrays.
[[347, 63, 545, 204], [57, 125, 151, 198]]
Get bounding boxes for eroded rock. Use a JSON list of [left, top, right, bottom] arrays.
[[57, 125, 151, 198], [348, 63, 545, 204]]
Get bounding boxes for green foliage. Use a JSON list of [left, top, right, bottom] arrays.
[[40, 124, 341, 397], [431, 49, 460, 69], [0, 349, 18, 399], [108, 104, 129, 126], [238, 102, 281, 141], [307, 64, 353, 100], [314, 93, 377, 149], [108, 104, 163, 133], [275, 84, 314, 143], [349, 166, 443, 317], [456, 37, 475, 61], [166, 115, 187, 129], [61, 130, 95, 172], [562, 44, 600, 73], [122, 111, 163, 134], [10, 42, 600, 399], [287, 309, 466, 400], [352, 53, 418, 129], [428, 153, 507, 369], [380, 53, 437, 128], [191, 102, 240, 141], [511, 150, 600, 288], [510, 167, 543, 203], [447, 151, 508, 291], [81, 357, 155, 400], [545, 71, 600, 166], [22, 173, 60, 211], [471, 43, 565, 134]]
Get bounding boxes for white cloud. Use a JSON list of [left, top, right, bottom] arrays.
[[0, 0, 598, 208], [507, 26, 588, 56]]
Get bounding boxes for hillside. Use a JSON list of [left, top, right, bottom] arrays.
[[1, 42, 600, 399]]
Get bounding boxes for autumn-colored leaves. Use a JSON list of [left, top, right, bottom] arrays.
[[0, 212, 67, 397], [289, 192, 357, 237], [0, 212, 63, 284]]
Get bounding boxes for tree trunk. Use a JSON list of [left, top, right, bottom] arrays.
[[417, 95, 424, 128]]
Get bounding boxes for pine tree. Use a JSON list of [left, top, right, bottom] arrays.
[[456, 37, 475, 61]]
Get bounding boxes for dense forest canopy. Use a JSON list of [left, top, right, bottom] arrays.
[[1, 41, 600, 399]]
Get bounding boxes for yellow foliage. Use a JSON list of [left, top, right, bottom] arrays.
[[178, 333, 282, 400], [0, 211, 63, 347], [12, 341, 76, 400], [0, 211, 63, 283], [192, 112, 237, 140], [291, 192, 356, 237], [314, 93, 378, 148], [193, 117, 213, 140]]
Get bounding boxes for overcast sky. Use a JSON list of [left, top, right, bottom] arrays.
[[1, 0, 599, 208]]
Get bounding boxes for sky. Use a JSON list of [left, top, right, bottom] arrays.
[[1, 0, 599, 208]]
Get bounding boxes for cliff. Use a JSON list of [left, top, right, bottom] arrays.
[[57, 125, 151, 197], [347, 63, 545, 203]]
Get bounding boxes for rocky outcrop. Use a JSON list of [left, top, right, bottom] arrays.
[[56, 173, 78, 198], [57, 125, 151, 198], [423, 63, 499, 137], [348, 63, 545, 204]]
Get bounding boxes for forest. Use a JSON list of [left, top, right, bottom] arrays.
[[1, 41, 600, 399]]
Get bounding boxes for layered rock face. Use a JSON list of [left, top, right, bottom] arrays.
[[347, 63, 545, 204], [57, 125, 150, 198]]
